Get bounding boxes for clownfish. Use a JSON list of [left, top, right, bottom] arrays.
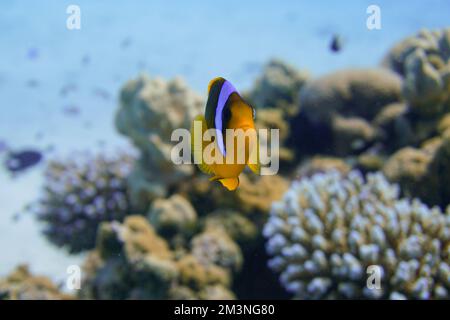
[[190, 77, 260, 191]]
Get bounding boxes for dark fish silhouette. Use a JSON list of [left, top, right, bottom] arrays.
[[60, 83, 78, 96], [330, 34, 343, 53], [121, 37, 132, 49], [93, 87, 111, 100], [63, 105, 81, 116], [26, 79, 39, 88], [5, 149, 43, 173], [82, 54, 91, 66], [27, 47, 39, 60]]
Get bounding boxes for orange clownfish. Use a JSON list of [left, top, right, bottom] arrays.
[[190, 77, 260, 191]]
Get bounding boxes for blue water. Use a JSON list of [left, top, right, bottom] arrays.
[[0, 0, 449, 286]]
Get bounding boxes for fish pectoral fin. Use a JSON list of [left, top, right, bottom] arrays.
[[209, 175, 221, 181], [218, 177, 240, 191], [191, 114, 214, 175]]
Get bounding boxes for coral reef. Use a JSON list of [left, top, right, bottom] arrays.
[[115, 75, 203, 209], [148, 194, 197, 241], [264, 170, 450, 299], [291, 68, 403, 156], [0, 265, 73, 300], [80, 215, 238, 300], [383, 28, 450, 117], [31, 152, 134, 253], [296, 156, 351, 178], [246, 59, 309, 115], [383, 131, 450, 208]]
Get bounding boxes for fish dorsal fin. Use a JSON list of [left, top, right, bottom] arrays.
[[208, 77, 225, 93], [190, 115, 214, 175]]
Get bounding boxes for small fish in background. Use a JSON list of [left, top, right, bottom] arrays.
[[4, 149, 43, 173], [63, 104, 81, 116], [190, 77, 261, 191], [26, 47, 39, 60], [81, 54, 91, 66], [120, 36, 132, 49], [0, 139, 9, 154], [83, 121, 93, 129], [60, 83, 78, 97], [93, 87, 111, 100], [26, 79, 40, 88], [97, 139, 107, 148], [45, 144, 55, 153], [34, 131, 44, 141], [330, 34, 343, 53]]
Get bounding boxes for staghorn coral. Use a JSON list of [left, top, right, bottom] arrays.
[[0, 265, 73, 300], [246, 59, 309, 115], [383, 28, 450, 116], [264, 170, 450, 299], [31, 152, 134, 253], [80, 215, 238, 300], [115, 74, 203, 209], [292, 68, 402, 156]]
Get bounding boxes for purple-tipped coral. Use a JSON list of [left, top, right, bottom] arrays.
[[32, 152, 134, 253], [264, 170, 450, 299]]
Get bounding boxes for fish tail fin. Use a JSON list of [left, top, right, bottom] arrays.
[[191, 115, 214, 175], [218, 177, 240, 191]]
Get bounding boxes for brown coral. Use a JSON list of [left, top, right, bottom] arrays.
[[0, 265, 73, 300]]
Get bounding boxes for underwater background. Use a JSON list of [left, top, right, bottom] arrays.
[[1, 0, 450, 299]]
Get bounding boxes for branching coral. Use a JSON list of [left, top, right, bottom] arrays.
[[264, 170, 450, 299], [32, 152, 134, 253]]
